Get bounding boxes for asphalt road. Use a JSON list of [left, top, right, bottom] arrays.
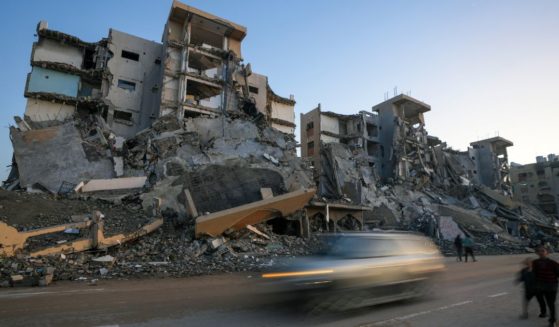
[[0, 254, 555, 327]]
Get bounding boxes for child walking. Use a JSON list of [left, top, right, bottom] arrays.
[[517, 258, 546, 319]]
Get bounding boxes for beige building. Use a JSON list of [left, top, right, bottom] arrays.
[[160, 1, 296, 134], [24, 22, 164, 139], [511, 155, 559, 217], [300, 104, 380, 173]]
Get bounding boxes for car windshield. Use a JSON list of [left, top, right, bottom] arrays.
[[325, 236, 401, 258], [318, 235, 438, 258]]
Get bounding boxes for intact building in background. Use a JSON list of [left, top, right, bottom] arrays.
[[511, 154, 559, 217]]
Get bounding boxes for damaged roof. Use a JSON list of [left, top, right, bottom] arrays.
[[168, 0, 247, 41], [373, 94, 431, 118], [267, 84, 295, 106], [470, 136, 514, 148]]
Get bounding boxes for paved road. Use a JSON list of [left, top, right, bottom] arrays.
[[0, 254, 554, 327]]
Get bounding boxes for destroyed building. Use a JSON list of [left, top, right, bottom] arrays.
[[468, 137, 514, 193], [372, 94, 432, 183], [300, 92, 556, 245], [1, 2, 317, 286], [511, 154, 559, 218], [160, 1, 296, 133], [301, 94, 433, 185], [2, 1, 559, 289], [25, 21, 163, 138], [6, 0, 298, 194], [300, 104, 380, 174]]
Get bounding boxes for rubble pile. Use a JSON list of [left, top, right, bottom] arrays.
[[125, 114, 313, 220], [0, 197, 320, 284], [316, 141, 557, 256], [4, 0, 557, 290], [0, 114, 319, 286]]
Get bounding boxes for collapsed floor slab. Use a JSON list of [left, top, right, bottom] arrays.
[[0, 211, 163, 257], [10, 123, 114, 193], [195, 188, 316, 237]]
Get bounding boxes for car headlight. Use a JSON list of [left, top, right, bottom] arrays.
[[261, 269, 334, 278]]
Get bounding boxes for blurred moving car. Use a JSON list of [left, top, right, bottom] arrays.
[[261, 232, 445, 311]]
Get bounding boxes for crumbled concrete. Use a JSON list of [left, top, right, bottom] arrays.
[[10, 123, 114, 193]]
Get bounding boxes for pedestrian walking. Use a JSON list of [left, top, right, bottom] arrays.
[[533, 246, 559, 327], [517, 258, 545, 319], [463, 235, 477, 262], [454, 234, 463, 262]]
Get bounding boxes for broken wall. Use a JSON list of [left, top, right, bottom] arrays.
[[319, 142, 370, 204], [27, 67, 80, 97], [172, 165, 285, 214], [129, 115, 312, 219], [32, 38, 84, 68], [24, 100, 75, 122], [10, 123, 114, 193], [103, 29, 164, 138]]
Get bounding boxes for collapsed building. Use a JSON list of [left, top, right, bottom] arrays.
[[5, 1, 298, 193], [1, 1, 558, 288], [373, 94, 432, 183], [300, 94, 557, 248], [3, 1, 310, 244], [511, 154, 559, 218], [1, 1, 314, 287]]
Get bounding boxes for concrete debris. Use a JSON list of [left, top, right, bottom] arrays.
[[263, 153, 279, 166], [1, 0, 558, 288], [246, 224, 271, 240], [0, 207, 162, 258], [209, 237, 226, 250], [195, 188, 316, 237], [92, 255, 116, 264], [76, 176, 147, 193], [10, 123, 114, 193]]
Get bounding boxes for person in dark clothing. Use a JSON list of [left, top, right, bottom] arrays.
[[533, 246, 559, 327], [463, 235, 477, 262], [454, 234, 463, 262], [517, 258, 546, 319]]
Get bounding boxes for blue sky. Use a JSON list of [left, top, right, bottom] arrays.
[[1, 0, 558, 180]]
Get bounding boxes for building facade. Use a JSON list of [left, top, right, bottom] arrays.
[[159, 1, 295, 133], [372, 94, 431, 182], [468, 137, 513, 193], [511, 154, 559, 217], [25, 21, 163, 138], [300, 104, 380, 174], [19, 1, 296, 138]]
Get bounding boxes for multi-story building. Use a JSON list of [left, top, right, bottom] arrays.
[[511, 154, 559, 217], [25, 21, 163, 138], [301, 94, 516, 195], [300, 104, 380, 174], [19, 1, 296, 138], [159, 1, 296, 133], [372, 94, 431, 182], [469, 137, 513, 193]]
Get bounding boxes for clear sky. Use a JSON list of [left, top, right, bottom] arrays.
[[1, 0, 558, 180]]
